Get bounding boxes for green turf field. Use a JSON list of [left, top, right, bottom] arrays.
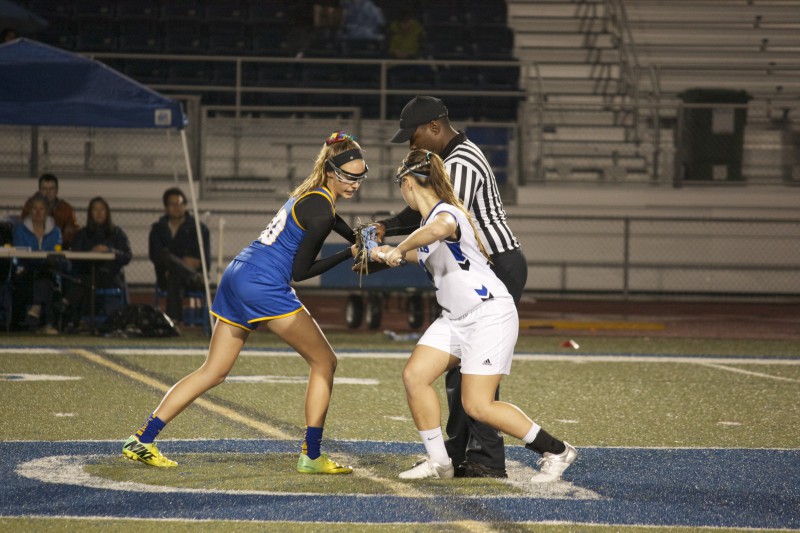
[[1, 331, 799, 532], [3, 332, 799, 446]]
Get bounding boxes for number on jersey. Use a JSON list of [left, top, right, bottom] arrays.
[[259, 208, 288, 245]]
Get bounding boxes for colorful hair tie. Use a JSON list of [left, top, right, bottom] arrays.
[[325, 130, 354, 145]]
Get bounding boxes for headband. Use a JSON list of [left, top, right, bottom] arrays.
[[330, 149, 364, 168]]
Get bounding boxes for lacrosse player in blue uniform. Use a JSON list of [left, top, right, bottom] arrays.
[[372, 150, 578, 482], [123, 131, 367, 474]]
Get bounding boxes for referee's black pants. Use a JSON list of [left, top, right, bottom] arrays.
[[444, 247, 528, 470]]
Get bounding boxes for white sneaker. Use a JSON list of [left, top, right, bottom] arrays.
[[530, 442, 578, 483], [399, 457, 454, 480]]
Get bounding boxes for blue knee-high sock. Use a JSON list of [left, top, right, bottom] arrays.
[[304, 426, 324, 460], [136, 414, 166, 444]]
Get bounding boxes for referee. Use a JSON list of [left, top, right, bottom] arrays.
[[374, 95, 528, 478]]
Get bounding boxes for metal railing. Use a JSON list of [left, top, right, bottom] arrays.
[[531, 101, 800, 186], [3, 206, 797, 299], [3, 49, 800, 189], [604, 0, 642, 141], [86, 53, 529, 122]]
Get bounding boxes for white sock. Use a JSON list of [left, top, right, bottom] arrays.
[[419, 427, 450, 465], [522, 422, 542, 444]]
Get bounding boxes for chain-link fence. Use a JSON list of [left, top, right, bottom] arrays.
[[0, 124, 193, 180], [4, 206, 798, 299], [516, 214, 800, 296]]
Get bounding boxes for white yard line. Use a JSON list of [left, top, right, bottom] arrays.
[[16, 453, 598, 501], [102, 348, 800, 366], [69, 348, 293, 440], [694, 362, 800, 383], [0, 374, 82, 381], [0, 349, 61, 354]]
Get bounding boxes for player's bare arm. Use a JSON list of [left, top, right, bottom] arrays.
[[374, 212, 456, 266]]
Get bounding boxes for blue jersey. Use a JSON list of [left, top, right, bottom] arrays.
[[211, 187, 335, 330], [234, 187, 335, 283]]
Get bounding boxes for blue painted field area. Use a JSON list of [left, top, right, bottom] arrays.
[[1, 440, 798, 529]]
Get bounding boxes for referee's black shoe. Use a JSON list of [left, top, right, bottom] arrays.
[[455, 460, 508, 478]]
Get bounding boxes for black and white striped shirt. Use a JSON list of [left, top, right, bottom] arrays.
[[441, 133, 520, 255]]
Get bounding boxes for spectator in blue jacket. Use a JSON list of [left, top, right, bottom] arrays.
[[64, 197, 132, 331], [148, 187, 210, 324], [12, 193, 62, 333], [341, 0, 385, 42]]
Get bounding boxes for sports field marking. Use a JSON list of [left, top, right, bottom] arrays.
[[65, 349, 429, 498], [349, 460, 429, 498], [17, 454, 393, 497], [9, 441, 796, 528], [104, 348, 800, 366], [503, 459, 602, 500], [519, 319, 666, 331], [16, 452, 601, 501], [225, 375, 379, 385], [59, 347, 604, 500], [68, 348, 293, 440], [0, 515, 532, 529], [0, 348, 61, 355], [0, 374, 83, 381], [694, 362, 800, 383]]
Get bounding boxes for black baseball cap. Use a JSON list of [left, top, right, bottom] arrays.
[[389, 96, 449, 143]]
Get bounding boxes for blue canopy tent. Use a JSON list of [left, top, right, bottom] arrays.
[[0, 39, 213, 331], [0, 0, 48, 34], [0, 38, 184, 127]]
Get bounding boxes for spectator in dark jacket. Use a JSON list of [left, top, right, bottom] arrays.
[[148, 187, 210, 323], [64, 197, 132, 330]]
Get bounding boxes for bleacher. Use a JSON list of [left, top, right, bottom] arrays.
[[627, 0, 800, 184], [20, 0, 523, 122], [6, 0, 799, 187], [508, 0, 651, 182], [627, 0, 800, 103], [508, 0, 799, 184]]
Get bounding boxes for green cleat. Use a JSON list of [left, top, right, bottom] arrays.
[[122, 435, 177, 468], [296, 452, 353, 474]]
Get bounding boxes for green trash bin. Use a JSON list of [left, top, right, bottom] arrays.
[[675, 88, 751, 184]]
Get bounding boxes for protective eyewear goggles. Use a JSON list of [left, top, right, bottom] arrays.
[[331, 162, 369, 184], [394, 152, 432, 187]]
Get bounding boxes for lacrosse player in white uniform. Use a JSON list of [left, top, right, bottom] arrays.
[[372, 150, 578, 482]]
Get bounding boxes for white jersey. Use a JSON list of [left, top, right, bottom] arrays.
[[416, 201, 511, 320]]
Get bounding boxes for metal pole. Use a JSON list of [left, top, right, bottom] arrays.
[[623, 217, 630, 298], [217, 216, 225, 286], [674, 102, 684, 188], [180, 129, 215, 335], [30, 126, 39, 177]]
